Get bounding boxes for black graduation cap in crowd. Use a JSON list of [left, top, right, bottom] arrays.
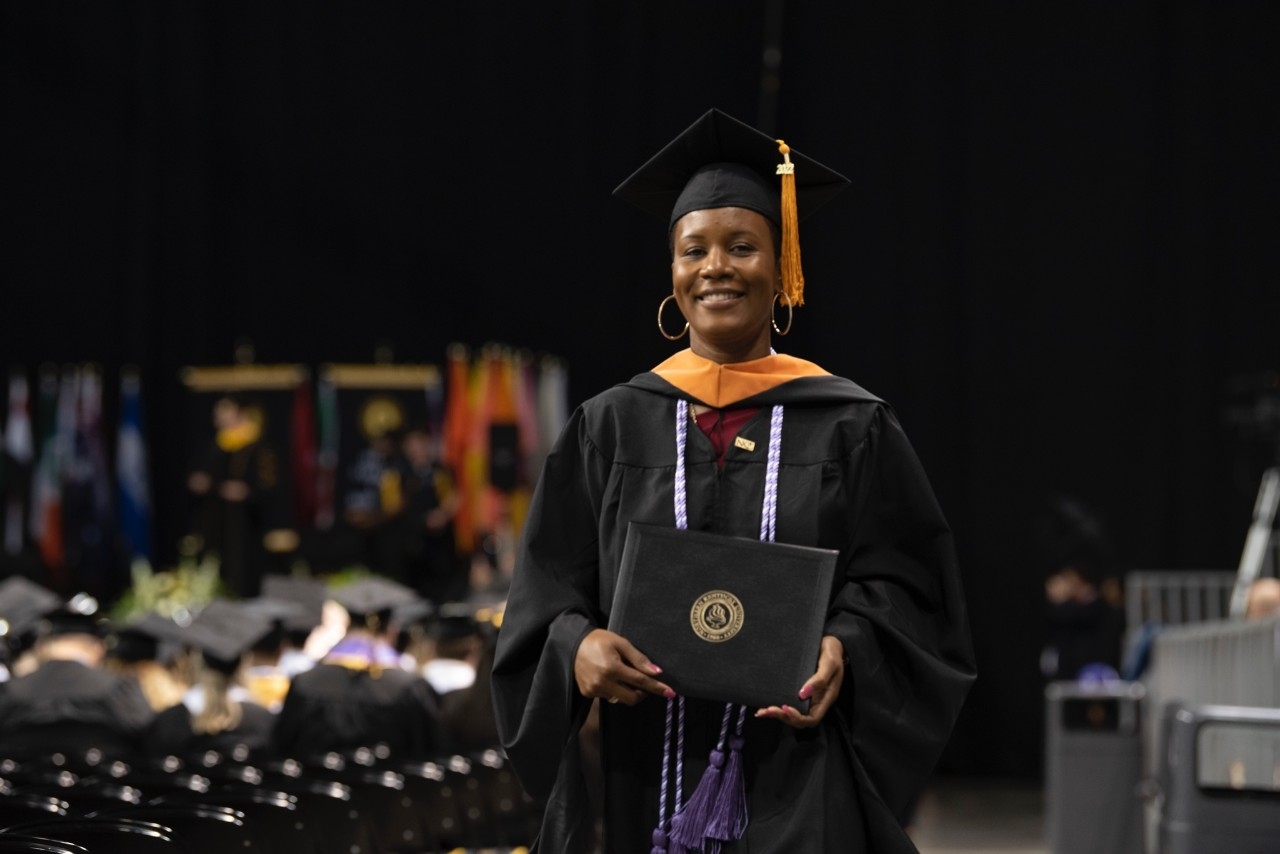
[[329, 576, 421, 624], [259, 575, 327, 636], [612, 108, 850, 307], [0, 576, 63, 651], [184, 599, 274, 671], [38, 592, 108, 639], [391, 597, 436, 629], [108, 611, 189, 664], [430, 601, 483, 644]]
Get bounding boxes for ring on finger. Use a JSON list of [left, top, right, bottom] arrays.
[[606, 696, 619, 704]]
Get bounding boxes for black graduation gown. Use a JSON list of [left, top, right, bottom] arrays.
[[188, 438, 287, 598], [146, 700, 276, 759], [0, 660, 155, 761], [272, 662, 446, 760], [491, 370, 975, 854]]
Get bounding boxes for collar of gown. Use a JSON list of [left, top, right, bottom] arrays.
[[651, 349, 829, 408]]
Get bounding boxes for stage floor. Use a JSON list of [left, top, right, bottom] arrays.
[[910, 778, 1048, 854]]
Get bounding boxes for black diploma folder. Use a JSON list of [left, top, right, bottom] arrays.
[[607, 522, 838, 712]]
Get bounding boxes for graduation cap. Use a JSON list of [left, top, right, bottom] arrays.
[[430, 602, 483, 644], [612, 108, 850, 307], [0, 576, 63, 652], [37, 592, 108, 639], [391, 597, 436, 630], [329, 576, 421, 626], [259, 575, 327, 637], [108, 612, 190, 664], [185, 599, 274, 671]]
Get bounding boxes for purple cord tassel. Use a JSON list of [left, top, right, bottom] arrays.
[[667, 744, 727, 850], [705, 733, 748, 843], [651, 827, 690, 854]]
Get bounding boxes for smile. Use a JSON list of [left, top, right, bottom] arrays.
[[697, 291, 743, 302]]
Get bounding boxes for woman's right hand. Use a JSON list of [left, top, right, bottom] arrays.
[[574, 628, 674, 706]]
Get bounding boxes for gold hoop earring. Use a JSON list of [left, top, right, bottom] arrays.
[[771, 292, 793, 336], [657, 294, 689, 340]]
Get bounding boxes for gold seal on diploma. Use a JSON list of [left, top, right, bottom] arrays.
[[690, 590, 745, 642]]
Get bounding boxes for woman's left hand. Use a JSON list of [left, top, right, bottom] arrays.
[[755, 635, 845, 729]]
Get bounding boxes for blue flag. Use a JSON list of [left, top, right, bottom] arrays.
[[116, 368, 152, 565]]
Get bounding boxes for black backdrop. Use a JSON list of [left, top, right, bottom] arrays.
[[4, 2, 1280, 779]]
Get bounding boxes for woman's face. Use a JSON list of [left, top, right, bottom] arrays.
[[670, 206, 781, 364]]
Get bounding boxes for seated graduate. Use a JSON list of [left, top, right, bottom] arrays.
[[104, 612, 190, 713], [273, 576, 446, 761], [259, 574, 331, 678], [0, 597, 155, 762], [0, 575, 64, 683], [146, 599, 277, 760]]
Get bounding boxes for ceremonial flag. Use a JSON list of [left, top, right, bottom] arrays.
[[2, 370, 34, 555], [514, 354, 540, 485], [537, 356, 570, 462], [441, 345, 470, 477], [64, 367, 113, 595], [442, 346, 474, 554], [487, 350, 519, 494], [115, 368, 153, 565], [291, 378, 319, 527], [30, 367, 68, 582], [315, 376, 338, 530]]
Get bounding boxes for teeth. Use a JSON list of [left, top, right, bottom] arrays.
[[700, 292, 740, 302]]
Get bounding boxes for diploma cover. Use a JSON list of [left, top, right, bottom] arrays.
[[608, 522, 838, 711]]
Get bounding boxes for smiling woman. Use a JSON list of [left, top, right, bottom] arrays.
[[492, 109, 975, 854], [671, 207, 781, 364]]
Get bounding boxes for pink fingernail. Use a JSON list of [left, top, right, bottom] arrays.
[[649, 664, 663, 674], [798, 684, 813, 700], [663, 688, 676, 699]]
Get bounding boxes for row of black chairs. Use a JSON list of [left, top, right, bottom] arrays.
[[0, 745, 538, 853]]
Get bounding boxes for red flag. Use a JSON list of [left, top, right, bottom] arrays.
[[442, 346, 474, 554], [291, 379, 319, 527]]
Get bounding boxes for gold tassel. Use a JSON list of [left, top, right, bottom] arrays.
[[775, 140, 804, 307]]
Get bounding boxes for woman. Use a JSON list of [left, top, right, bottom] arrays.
[[492, 109, 975, 853], [146, 599, 276, 760]]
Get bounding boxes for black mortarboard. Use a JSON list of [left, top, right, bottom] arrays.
[[329, 576, 420, 623], [243, 596, 312, 635], [184, 599, 274, 670], [392, 597, 436, 629], [0, 576, 63, 651], [612, 108, 850, 306], [259, 576, 327, 636], [38, 592, 108, 639], [108, 612, 189, 664], [430, 602, 482, 644]]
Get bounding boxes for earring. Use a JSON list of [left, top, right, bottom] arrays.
[[657, 294, 689, 340], [771, 292, 793, 336]]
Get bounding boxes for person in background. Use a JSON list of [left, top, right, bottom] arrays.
[[419, 603, 483, 697], [186, 394, 293, 597], [259, 574, 330, 677], [397, 425, 467, 604], [436, 606, 502, 755], [146, 599, 276, 760], [104, 612, 190, 712], [0, 575, 63, 682], [1244, 577, 1280, 620], [0, 600, 154, 761], [273, 576, 445, 761], [1035, 495, 1125, 681]]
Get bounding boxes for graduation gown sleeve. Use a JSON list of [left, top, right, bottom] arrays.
[[491, 406, 610, 826], [825, 405, 975, 827]]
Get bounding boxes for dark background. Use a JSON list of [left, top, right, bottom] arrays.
[[4, 2, 1279, 780]]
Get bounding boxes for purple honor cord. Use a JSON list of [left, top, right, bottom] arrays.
[[652, 399, 782, 852]]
